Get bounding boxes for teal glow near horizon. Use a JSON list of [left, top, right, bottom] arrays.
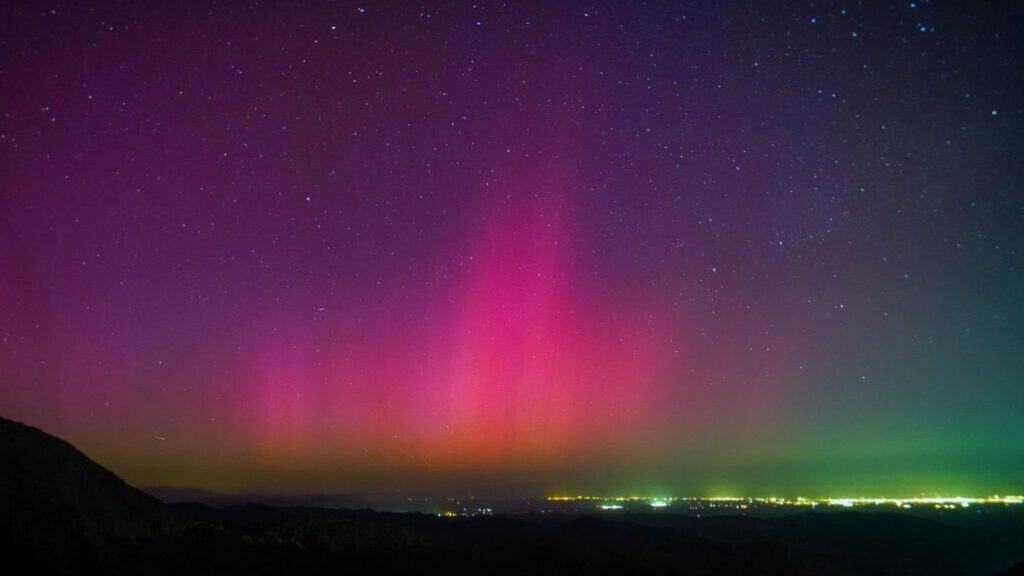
[[1, 2, 1022, 497]]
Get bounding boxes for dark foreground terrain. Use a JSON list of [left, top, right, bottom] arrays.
[[2, 416, 1023, 575]]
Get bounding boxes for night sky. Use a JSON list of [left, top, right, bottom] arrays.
[[1, 1, 1022, 497]]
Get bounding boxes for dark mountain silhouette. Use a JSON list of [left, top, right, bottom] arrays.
[[0, 417, 174, 573], [999, 559, 1024, 576], [2, 415, 1022, 575], [141, 486, 223, 504], [143, 485, 378, 509]]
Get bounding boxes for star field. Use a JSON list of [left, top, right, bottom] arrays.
[[0, 1, 1022, 496]]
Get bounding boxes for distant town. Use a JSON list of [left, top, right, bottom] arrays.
[[433, 494, 1024, 517]]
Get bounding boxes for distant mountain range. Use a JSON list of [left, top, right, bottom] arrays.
[[2, 415, 1022, 575], [142, 485, 380, 509]]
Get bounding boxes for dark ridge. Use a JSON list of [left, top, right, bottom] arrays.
[[0, 417, 174, 573], [142, 486, 379, 510], [2, 415, 1023, 576], [998, 559, 1024, 576]]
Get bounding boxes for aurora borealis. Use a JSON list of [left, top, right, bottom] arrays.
[[1, 1, 1022, 498]]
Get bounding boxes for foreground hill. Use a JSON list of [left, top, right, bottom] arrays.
[[0, 417, 174, 572], [1, 415, 1022, 575]]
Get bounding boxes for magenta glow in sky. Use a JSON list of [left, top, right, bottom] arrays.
[[1, 1, 1022, 496]]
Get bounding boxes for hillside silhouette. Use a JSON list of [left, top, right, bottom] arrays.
[[1, 416, 1022, 575], [0, 417, 173, 572]]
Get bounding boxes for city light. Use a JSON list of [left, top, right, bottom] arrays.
[[545, 494, 1024, 509]]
